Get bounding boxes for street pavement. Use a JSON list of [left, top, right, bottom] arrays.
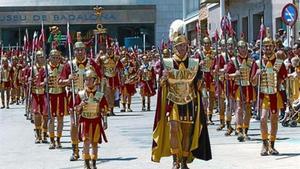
[[0, 93, 300, 169]]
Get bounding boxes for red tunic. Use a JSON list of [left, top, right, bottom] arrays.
[[105, 59, 123, 89], [251, 57, 288, 112], [139, 66, 156, 97], [31, 66, 47, 115], [48, 64, 67, 117], [212, 54, 226, 97], [21, 65, 31, 96], [75, 91, 108, 144], [1, 65, 13, 89], [11, 64, 21, 88], [120, 61, 137, 96], [226, 56, 255, 102]]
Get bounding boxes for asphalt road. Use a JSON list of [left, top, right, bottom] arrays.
[[0, 93, 300, 169]]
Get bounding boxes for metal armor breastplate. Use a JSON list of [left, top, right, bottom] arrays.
[[233, 58, 251, 86], [141, 65, 152, 81], [48, 64, 63, 94], [258, 59, 283, 94], [32, 66, 45, 94], [123, 64, 137, 84], [103, 57, 117, 78], [72, 60, 90, 93], [201, 52, 213, 72], [164, 58, 199, 105], [1, 68, 9, 82], [79, 91, 103, 119], [13, 67, 18, 82]]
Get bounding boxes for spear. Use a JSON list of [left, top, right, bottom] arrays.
[[67, 22, 77, 126], [256, 18, 264, 120], [214, 29, 221, 114], [26, 31, 38, 120], [41, 21, 51, 120]]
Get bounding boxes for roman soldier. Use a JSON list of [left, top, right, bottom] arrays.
[[74, 69, 108, 169], [59, 32, 102, 161], [100, 44, 123, 115], [223, 37, 236, 136], [0, 56, 12, 109], [19, 53, 29, 105], [47, 49, 67, 149], [30, 50, 48, 144], [226, 37, 255, 142], [200, 35, 215, 124], [212, 38, 227, 131], [10, 55, 21, 105], [139, 54, 156, 111], [251, 28, 287, 156], [119, 53, 137, 112], [152, 19, 212, 169]]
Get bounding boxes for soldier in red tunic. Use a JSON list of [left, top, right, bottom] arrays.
[[59, 32, 102, 161], [0, 56, 13, 109], [223, 37, 236, 136], [119, 53, 137, 112], [74, 69, 108, 169], [10, 55, 22, 105], [200, 36, 215, 124], [251, 28, 287, 156], [30, 50, 48, 143], [139, 55, 156, 111], [226, 38, 255, 142], [99, 45, 123, 115], [47, 49, 67, 149]]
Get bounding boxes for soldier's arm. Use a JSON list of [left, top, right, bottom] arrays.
[[250, 61, 260, 86], [58, 63, 71, 86]]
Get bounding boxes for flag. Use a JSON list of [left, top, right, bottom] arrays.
[[195, 22, 200, 33], [214, 30, 219, 42], [259, 21, 265, 40], [38, 22, 46, 49], [23, 35, 27, 51], [24, 28, 29, 52], [227, 13, 235, 36], [160, 39, 164, 49], [33, 31, 38, 51]]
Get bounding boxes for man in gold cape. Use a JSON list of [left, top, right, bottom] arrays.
[[151, 19, 212, 169]]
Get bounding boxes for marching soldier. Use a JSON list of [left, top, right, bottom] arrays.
[[0, 56, 12, 109], [120, 53, 137, 112], [99, 44, 123, 115], [10, 55, 21, 105], [226, 37, 255, 142], [152, 20, 211, 169], [223, 37, 236, 136], [30, 50, 48, 144], [200, 35, 215, 124], [212, 38, 227, 131], [59, 32, 102, 161], [251, 28, 287, 156], [47, 49, 67, 149], [20, 53, 29, 105], [74, 69, 108, 169], [139, 55, 156, 111]]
